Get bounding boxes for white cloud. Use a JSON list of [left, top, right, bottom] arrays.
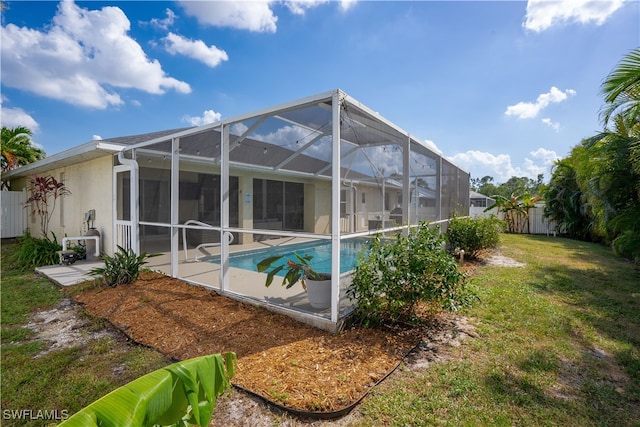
[[230, 123, 249, 136], [530, 147, 559, 165], [0, 1, 190, 109], [92, 135, 103, 140], [147, 8, 176, 30], [178, 1, 278, 32], [448, 149, 557, 182], [285, 0, 357, 15], [541, 117, 560, 131], [338, 0, 358, 12], [524, 0, 627, 32], [182, 110, 223, 126], [418, 138, 442, 155], [163, 33, 229, 68], [177, 0, 357, 32], [505, 87, 575, 119], [0, 104, 40, 132]]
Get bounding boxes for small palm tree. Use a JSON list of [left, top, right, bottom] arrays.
[[489, 192, 540, 233], [1, 126, 46, 189]]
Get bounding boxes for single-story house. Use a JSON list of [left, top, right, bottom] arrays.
[[3, 89, 470, 331], [469, 190, 496, 218]]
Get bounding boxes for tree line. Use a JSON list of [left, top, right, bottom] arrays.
[[471, 174, 546, 200]]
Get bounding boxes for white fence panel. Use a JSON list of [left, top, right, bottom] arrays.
[[469, 202, 558, 235], [1, 191, 27, 238]]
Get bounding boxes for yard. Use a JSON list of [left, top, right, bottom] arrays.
[[1, 234, 639, 426]]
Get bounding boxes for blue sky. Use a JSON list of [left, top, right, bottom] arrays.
[[1, 0, 638, 182]]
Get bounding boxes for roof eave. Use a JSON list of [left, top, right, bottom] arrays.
[[2, 141, 124, 180]]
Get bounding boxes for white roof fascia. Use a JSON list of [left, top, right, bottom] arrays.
[[95, 142, 125, 152], [2, 140, 123, 180]]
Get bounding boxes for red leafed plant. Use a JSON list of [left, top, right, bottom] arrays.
[[24, 175, 71, 239]]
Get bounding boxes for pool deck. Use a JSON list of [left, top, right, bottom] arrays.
[[35, 243, 355, 333]]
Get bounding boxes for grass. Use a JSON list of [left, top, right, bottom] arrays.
[[1, 234, 639, 426], [358, 234, 640, 426], [0, 239, 171, 427]]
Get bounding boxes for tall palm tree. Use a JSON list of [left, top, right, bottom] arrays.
[[600, 47, 640, 127]]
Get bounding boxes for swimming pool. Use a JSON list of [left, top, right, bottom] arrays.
[[205, 237, 373, 275]]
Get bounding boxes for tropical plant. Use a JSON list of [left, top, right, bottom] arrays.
[[446, 215, 503, 259], [89, 245, 157, 287], [24, 174, 71, 238], [544, 157, 593, 240], [348, 222, 469, 327], [1, 126, 45, 189], [600, 47, 640, 126], [580, 114, 640, 240], [11, 229, 62, 270], [543, 49, 640, 263], [58, 352, 236, 427], [488, 192, 541, 233], [257, 253, 329, 290]]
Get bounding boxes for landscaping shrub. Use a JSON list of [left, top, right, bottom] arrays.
[[348, 222, 469, 327], [89, 245, 157, 287], [446, 215, 503, 259], [11, 229, 62, 270]]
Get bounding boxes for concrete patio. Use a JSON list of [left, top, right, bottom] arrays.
[[36, 261, 105, 287]]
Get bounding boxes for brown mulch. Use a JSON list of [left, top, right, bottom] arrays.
[[71, 273, 423, 413]]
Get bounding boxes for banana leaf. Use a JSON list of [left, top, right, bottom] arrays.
[[59, 352, 236, 427]]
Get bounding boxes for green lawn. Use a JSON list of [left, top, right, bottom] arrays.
[[2, 235, 639, 426], [0, 240, 171, 427], [358, 234, 640, 426]]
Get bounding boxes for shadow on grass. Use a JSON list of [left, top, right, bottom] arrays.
[[502, 235, 640, 423]]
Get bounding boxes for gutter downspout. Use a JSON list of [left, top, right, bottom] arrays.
[[118, 151, 140, 255]]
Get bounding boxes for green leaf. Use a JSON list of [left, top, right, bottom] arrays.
[[265, 265, 284, 287], [59, 353, 236, 427], [256, 255, 284, 272]]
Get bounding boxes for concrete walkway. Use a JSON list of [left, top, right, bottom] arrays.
[[36, 261, 104, 287]]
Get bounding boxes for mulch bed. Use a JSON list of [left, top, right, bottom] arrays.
[[71, 273, 423, 413]]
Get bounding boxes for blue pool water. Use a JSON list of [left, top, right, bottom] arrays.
[[205, 238, 372, 275]]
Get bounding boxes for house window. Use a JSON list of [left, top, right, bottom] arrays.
[[253, 179, 303, 231]]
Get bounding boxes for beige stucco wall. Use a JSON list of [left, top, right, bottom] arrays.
[[13, 156, 115, 255]]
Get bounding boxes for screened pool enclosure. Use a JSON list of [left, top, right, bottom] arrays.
[[114, 90, 469, 331]]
